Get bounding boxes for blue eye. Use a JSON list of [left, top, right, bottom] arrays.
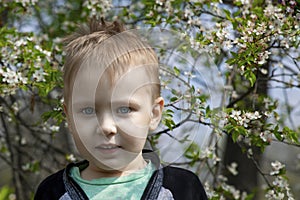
[[117, 107, 131, 114], [81, 107, 95, 115]]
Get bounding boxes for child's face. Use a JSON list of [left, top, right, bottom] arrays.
[[66, 64, 163, 173]]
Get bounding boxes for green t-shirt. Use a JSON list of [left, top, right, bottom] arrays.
[[70, 161, 155, 200]]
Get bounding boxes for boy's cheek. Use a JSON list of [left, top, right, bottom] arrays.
[[117, 120, 149, 138], [72, 135, 93, 160], [70, 117, 97, 134], [121, 136, 147, 153]]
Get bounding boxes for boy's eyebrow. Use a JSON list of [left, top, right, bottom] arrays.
[[71, 101, 94, 107], [111, 96, 143, 106], [72, 99, 142, 107], [110, 98, 141, 106]]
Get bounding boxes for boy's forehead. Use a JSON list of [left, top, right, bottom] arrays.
[[110, 66, 155, 96], [71, 65, 156, 103]]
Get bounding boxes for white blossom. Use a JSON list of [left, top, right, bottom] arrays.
[[83, 0, 112, 17], [238, 0, 250, 5], [200, 146, 221, 164], [42, 122, 59, 133], [221, 183, 242, 199], [204, 182, 219, 198], [260, 131, 271, 142], [15, 38, 27, 47], [32, 68, 47, 82], [223, 40, 233, 50], [256, 51, 271, 65], [247, 148, 253, 157], [8, 193, 16, 200], [230, 110, 242, 120], [34, 45, 52, 61], [270, 160, 285, 175], [280, 39, 290, 49], [14, 0, 38, 7], [49, 125, 60, 132], [20, 137, 27, 145], [155, 0, 163, 6], [2, 69, 18, 85], [260, 68, 268, 75], [230, 110, 262, 127], [184, 5, 193, 18], [1, 67, 27, 86], [66, 154, 77, 162], [189, 36, 202, 51], [265, 189, 285, 200], [264, 4, 282, 18], [227, 162, 238, 176], [184, 71, 196, 79]]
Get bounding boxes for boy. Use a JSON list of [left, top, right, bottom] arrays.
[[34, 19, 207, 200]]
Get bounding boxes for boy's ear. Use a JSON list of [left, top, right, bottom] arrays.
[[149, 97, 164, 131]]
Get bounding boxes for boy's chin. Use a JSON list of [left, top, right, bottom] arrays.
[[89, 154, 146, 173], [89, 160, 138, 176]]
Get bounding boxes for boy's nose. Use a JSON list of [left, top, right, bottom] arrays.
[[97, 113, 117, 137]]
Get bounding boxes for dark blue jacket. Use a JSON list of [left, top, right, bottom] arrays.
[[34, 151, 207, 200]]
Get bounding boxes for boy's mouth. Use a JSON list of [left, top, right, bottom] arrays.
[[95, 144, 121, 150]]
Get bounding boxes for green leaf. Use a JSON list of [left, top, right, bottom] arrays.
[[226, 58, 236, 65], [162, 118, 175, 130], [283, 126, 299, 144], [170, 96, 178, 102], [223, 9, 231, 20], [0, 186, 13, 200], [173, 66, 180, 76], [41, 108, 64, 124], [232, 131, 240, 143], [233, 10, 241, 17], [171, 89, 178, 95], [184, 142, 200, 166], [162, 109, 175, 130], [244, 192, 255, 200], [244, 70, 257, 87], [225, 124, 247, 142], [273, 125, 283, 141]]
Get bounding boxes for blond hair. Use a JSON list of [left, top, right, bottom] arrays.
[[63, 18, 160, 104]]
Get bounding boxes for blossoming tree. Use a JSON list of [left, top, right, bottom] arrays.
[[0, 0, 299, 200]]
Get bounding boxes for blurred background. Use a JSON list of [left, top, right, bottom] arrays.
[[0, 0, 299, 199]]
